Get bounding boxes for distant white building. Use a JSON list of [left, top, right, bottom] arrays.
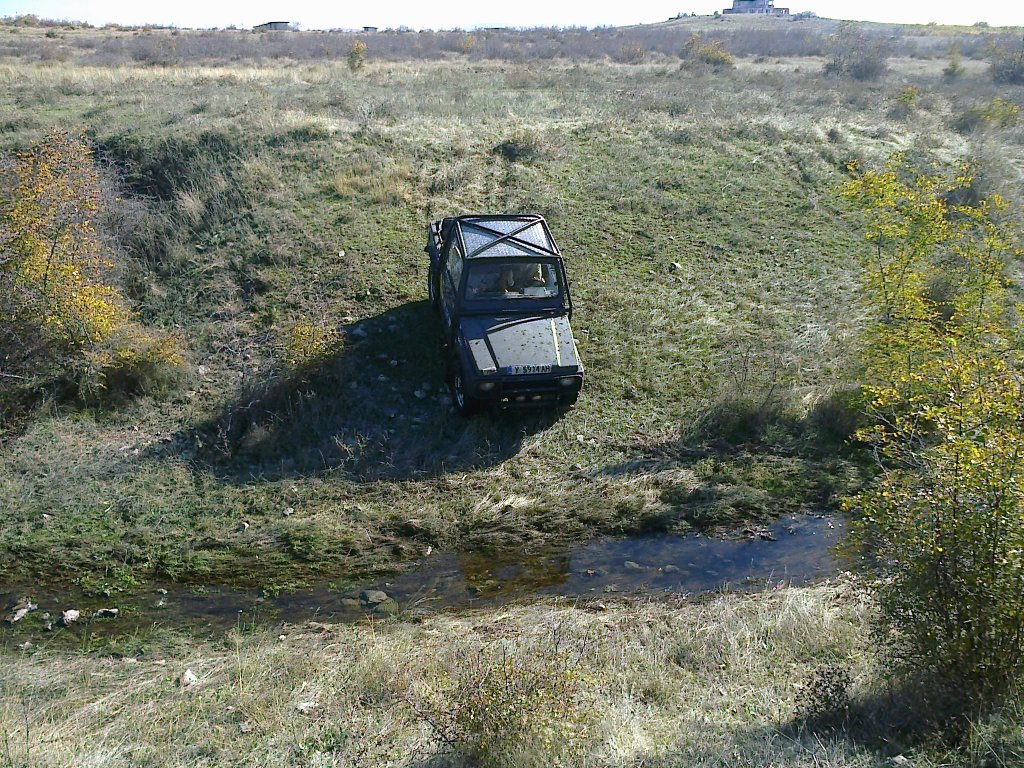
[[254, 21, 291, 31], [723, 0, 790, 15]]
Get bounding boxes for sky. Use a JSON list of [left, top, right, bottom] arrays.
[[0, 0, 1019, 31]]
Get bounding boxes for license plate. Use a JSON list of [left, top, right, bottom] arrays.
[[507, 364, 551, 375]]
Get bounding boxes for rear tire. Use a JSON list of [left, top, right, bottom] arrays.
[[560, 389, 580, 408]]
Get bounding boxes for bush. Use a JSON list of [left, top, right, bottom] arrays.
[[823, 24, 889, 80], [952, 97, 1021, 134], [347, 39, 367, 72], [0, 130, 185, 401], [844, 157, 1024, 714], [988, 33, 1024, 84], [680, 33, 735, 71], [616, 43, 646, 64], [796, 663, 853, 728], [942, 46, 965, 80], [417, 637, 594, 766], [887, 85, 920, 120], [276, 318, 343, 369], [74, 326, 186, 399]]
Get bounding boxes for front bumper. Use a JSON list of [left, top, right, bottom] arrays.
[[472, 374, 583, 407]]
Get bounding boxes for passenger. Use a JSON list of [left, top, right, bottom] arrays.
[[468, 267, 502, 296], [522, 264, 545, 287]]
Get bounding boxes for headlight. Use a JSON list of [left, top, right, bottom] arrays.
[[479, 382, 496, 392], [559, 377, 578, 387]]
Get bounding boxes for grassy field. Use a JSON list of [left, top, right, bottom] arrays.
[[2, 582, 1022, 767], [1, 19, 1023, 593], [1, 16, 1024, 768]]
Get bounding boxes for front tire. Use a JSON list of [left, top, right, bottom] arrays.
[[449, 359, 480, 415]]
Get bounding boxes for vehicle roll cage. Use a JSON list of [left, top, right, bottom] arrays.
[[449, 214, 562, 261]]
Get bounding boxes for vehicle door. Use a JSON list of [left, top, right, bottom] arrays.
[[440, 239, 463, 334]]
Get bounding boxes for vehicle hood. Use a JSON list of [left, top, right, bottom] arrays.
[[459, 315, 581, 374]]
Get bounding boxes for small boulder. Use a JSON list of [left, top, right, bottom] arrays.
[[359, 589, 390, 606], [180, 669, 198, 688], [295, 701, 317, 715], [59, 609, 80, 627], [92, 608, 119, 619], [662, 565, 680, 574], [5, 599, 38, 625], [623, 561, 643, 572]]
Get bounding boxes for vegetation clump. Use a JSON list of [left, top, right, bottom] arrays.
[[0, 130, 184, 404], [418, 634, 594, 766], [942, 46, 965, 80], [823, 23, 889, 80], [680, 33, 735, 70], [952, 97, 1021, 134], [987, 32, 1024, 84], [844, 156, 1024, 714], [347, 39, 367, 72]]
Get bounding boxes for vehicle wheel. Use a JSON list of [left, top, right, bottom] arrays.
[[428, 271, 439, 312], [449, 359, 479, 415], [560, 389, 579, 408]]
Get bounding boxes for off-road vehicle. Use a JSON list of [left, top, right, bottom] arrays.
[[425, 214, 584, 413]]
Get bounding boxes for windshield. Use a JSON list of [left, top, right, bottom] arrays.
[[463, 261, 562, 302]]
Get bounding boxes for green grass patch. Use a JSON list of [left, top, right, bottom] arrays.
[[0, 49, 1019, 588]]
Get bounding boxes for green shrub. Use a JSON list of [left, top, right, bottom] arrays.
[[952, 97, 1021, 134], [276, 317, 343, 369], [418, 638, 594, 766], [796, 663, 853, 728], [888, 85, 921, 120], [942, 46, 965, 80], [844, 157, 1024, 714]]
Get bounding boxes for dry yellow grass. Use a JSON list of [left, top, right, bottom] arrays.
[[0, 582, 888, 767]]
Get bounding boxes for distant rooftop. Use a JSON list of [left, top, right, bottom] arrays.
[[723, 0, 790, 15], [253, 21, 291, 31]]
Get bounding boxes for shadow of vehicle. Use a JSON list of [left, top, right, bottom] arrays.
[[190, 300, 560, 482]]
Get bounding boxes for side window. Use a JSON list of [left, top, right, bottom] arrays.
[[446, 242, 464, 289]]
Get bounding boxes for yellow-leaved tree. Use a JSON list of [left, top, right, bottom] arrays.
[[844, 155, 1024, 713], [1, 130, 183, 400]]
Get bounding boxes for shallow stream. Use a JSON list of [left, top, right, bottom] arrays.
[[1, 513, 844, 645]]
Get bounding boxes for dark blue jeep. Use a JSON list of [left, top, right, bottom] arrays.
[[425, 214, 584, 413]]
